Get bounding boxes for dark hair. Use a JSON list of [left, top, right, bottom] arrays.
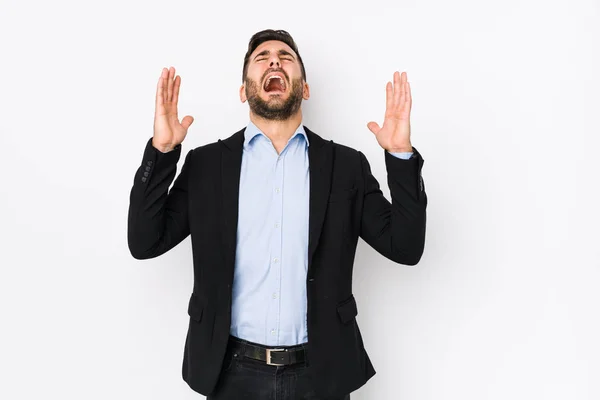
[[242, 29, 307, 82]]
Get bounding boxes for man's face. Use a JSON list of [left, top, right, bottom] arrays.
[[240, 40, 310, 121]]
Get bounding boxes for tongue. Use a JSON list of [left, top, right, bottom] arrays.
[[265, 79, 284, 92]]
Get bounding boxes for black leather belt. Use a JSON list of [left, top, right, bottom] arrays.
[[228, 336, 307, 366]]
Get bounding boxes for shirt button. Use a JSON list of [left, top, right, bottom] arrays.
[[271, 329, 276, 336], [273, 258, 279, 263], [275, 188, 280, 193], [272, 293, 278, 299], [274, 223, 280, 228]]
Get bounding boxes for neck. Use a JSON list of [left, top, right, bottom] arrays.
[[249, 109, 303, 144]]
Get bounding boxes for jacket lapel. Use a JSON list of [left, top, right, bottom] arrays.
[[219, 128, 245, 284], [305, 127, 333, 272]]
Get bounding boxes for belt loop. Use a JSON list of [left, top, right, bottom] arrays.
[[231, 335, 246, 357], [239, 337, 247, 356], [301, 342, 308, 365]]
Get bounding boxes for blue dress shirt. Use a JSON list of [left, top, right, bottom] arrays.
[[230, 121, 413, 346]]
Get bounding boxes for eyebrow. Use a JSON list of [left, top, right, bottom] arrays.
[[253, 49, 296, 60]]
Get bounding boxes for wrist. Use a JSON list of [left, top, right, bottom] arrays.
[[152, 139, 177, 153], [387, 145, 413, 153]]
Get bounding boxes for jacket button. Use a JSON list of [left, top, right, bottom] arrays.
[[143, 171, 149, 177], [141, 177, 147, 183], [308, 278, 315, 282], [145, 166, 151, 172]]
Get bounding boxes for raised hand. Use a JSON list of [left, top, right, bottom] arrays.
[[152, 67, 194, 153], [367, 71, 413, 152]]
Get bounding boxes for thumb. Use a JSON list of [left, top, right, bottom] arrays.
[[181, 115, 194, 130], [367, 121, 380, 135]]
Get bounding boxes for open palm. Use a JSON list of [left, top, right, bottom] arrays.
[[367, 71, 412, 152], [152, 66, 194, 153]]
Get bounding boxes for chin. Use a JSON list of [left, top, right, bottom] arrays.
[[262, 92, 286, 101]]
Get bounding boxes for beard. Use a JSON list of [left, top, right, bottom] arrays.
[[244, 76, 304, 121]]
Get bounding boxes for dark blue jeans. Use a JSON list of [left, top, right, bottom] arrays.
[[207, 340, 351, 400]]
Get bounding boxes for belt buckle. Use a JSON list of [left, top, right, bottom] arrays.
[[266, 348, 285, 366]]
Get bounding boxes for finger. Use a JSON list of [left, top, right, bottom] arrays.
[[406, 81, 412, 110], [385, 81, 393, 113], [367, 121, 380, 135], [173, 75, 181, 105], [167, 66, 175, 103], [156, 67, 167, 108], [165, 66, 172, 102], [161, 67, 169, 105], [181, 115, 194, 130], [393, 71, 401, 105], [399, 73, 406, 105]]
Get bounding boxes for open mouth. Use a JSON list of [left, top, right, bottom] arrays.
[[263, 74, 287, 93]]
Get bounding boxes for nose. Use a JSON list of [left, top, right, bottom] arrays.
[[268, 54, 281, 68]]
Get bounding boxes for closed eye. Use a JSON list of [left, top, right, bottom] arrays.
[[256, 57, 292, 62], [253, 49, 297, 62]]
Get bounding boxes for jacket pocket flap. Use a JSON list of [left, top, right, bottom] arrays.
[[187, 294, 203, 322], [336, 294, 358, 324]]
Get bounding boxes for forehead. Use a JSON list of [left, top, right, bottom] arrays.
[[250, 40, 297, 58]]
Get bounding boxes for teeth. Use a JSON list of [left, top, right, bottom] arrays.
[[265, 75, 285, 89]]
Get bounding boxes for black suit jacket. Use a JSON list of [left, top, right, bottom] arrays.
[[127, 126, 427, 398]]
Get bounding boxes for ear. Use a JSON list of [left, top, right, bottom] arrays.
[[303, 82, 310, 100], [239, 84, 247, 103]]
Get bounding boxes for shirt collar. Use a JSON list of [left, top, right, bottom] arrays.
[[243, 120, 309, 149]]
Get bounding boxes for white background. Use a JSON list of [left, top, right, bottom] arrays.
[[1, 0, 599, 399]]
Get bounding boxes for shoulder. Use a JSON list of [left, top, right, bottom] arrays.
[[305, 125, 361, 160], [186, 127, 246, 160], [305, 127, 365, 183], [332, 140, 360, 159]]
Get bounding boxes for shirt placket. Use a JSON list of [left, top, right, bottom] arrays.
[[267, 151, 285, 345]]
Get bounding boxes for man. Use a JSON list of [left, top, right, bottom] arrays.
[[128, 29, 427, 399]]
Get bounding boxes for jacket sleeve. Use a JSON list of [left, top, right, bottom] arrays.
[[358, 147, 427, 265], [127, 138, 193, 260]]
